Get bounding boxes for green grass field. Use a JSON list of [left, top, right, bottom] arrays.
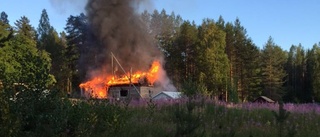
[[55, 98, 320, 137], [2, 96, 320, 137]]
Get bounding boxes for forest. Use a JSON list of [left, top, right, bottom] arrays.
[[1, 5, 320, 137], [1, 9, 320, 103]]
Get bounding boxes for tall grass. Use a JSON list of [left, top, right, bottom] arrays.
[[2, 93, 320, 137]]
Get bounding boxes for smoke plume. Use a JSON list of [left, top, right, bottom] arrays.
[[49, 0, 87, 14], [84, 0, 176, 91]]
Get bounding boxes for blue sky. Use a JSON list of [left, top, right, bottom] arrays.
[[1, 0, 320, 51]]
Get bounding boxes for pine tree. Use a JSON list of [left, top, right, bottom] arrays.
[[150, 9, 161, 38], [37, 9, 67, 93], [0, 11, 9, 24], [198, 19, 229, 98], [233, 18, 249, 101], [0, 11, 13, 47], [261, 37, 287, 101], [295, 45, 307, 101], [284, 45, 296, 101], [284, 45, 309, 102], [241, 39, 262, 101], [223, 22, 238, 101], [173, 21, 198, 84], [140, 10, 151, 33], [64, 13, 87, 94], [14, 16, 36, 41], [148, 9, 183, 88], [218, 17, 261, 102], [37, 9, 51, 50], [306, 44, 320, 102]]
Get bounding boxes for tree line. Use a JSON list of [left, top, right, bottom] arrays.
[[1, 9, 320, 103]]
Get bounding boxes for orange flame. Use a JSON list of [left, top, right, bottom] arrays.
[[79, 61, 161, 98], [79, 77, 108, 98]]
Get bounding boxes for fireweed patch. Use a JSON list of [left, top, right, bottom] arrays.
[[2, 95, 320, 137]]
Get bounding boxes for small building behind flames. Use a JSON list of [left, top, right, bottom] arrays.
[[253, 96, 275, 103], [152, 91, 182, 100], [108, 83, 162, 100]]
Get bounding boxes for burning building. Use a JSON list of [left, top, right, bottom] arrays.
[[108, 83, 162, 100], [79, 54, 163, 100], [78, 0, 176, 99]]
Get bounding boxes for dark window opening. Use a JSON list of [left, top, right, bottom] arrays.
[[120, 89, 128, 97]]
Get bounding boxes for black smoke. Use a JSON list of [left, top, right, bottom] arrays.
[[84, 0, 162, 76], [54, 0, 177, 91]]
